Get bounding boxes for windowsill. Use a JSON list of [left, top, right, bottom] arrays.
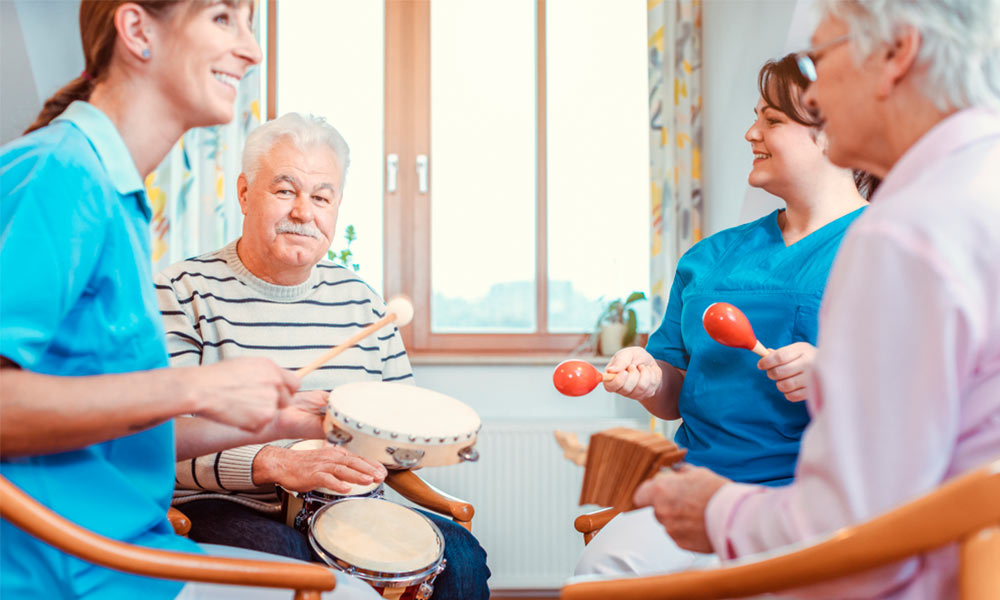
[[409, 353, 611, 366]]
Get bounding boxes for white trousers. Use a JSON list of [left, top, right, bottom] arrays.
[[175, 544, 381, 600], [573, 508, 797, 599], [574, 507, 719, 576]]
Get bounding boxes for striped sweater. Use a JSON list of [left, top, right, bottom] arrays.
[[155, 240, 414, 505]]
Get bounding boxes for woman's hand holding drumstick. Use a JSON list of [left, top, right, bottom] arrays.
[[295, 297, 415, 379]]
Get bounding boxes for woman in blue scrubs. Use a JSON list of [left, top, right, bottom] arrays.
[[575, 53, 875, 576], [0, 2, 376, 599]]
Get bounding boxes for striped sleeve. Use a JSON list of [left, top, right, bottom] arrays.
[[174, 444, 265, 492], [380, 326, 414, 383], [174, 439, 301, 494], [155, 271, 203, 368], [366, 294, 414, 384]]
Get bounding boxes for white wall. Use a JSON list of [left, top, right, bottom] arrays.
[[412, 362, 651, 422], [0, 0, 82, 145], [703, 0, 801, 235]]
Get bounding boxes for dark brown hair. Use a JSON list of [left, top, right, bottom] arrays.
[[758, 53, 881, 199], [758, 53, 818, 128], [24, 0, 252, 135]]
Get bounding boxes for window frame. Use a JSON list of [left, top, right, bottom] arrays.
[[268, 0, 613, 357]]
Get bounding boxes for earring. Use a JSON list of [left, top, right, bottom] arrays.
[[141, 48, 151, 60]]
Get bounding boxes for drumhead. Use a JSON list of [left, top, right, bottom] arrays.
[[287, 439, 380, 496], [327, 382, 480, 439], [311, 498, 442, 572]]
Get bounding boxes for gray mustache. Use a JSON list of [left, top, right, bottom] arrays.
[[275, 220, 322, 239]]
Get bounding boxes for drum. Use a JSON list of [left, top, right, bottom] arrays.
[[309, 497, 446, 600], [323, 382, 481, 469], [280, 439, 384, 534]]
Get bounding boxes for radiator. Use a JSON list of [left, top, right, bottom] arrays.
[[383, 418, 645, 589]]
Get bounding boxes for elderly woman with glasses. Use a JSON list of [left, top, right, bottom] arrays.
[[574, 52, 874, 578], [631, 0, 1000, 597]]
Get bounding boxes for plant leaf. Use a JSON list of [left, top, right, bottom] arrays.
[[624, 308, 638, 346], [625, 291, 646, 305]]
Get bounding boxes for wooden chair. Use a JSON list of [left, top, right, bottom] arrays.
[[562, 459, 1000, 600], [574, 506, 622, 545], [0, 476, 337, 600], [385, 469, 475, 531]]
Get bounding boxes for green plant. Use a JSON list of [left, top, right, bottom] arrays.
[[327, 224, 360, 272], [595, 291, 646, 347]]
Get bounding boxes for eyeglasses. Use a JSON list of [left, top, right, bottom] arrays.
[[795, 35, 851, 83]]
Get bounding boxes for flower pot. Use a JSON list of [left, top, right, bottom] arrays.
[[598, 322, 628, 356]]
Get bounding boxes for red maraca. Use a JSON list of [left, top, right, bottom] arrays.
[[702, 302, 771, 357], [553, 360, 614, 396]]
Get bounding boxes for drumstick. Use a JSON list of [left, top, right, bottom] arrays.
[[295, 297, 414, 378]]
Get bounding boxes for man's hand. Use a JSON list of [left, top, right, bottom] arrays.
[[633, 464, 730, 553], [185, 358, 300, 432], [603, 347, 663, 402], [263, 390, 328, 440], [253, 443, 388, 494], [757, 342, 817, 402]]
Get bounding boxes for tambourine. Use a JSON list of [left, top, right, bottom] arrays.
[[323, 382, 481, 469]]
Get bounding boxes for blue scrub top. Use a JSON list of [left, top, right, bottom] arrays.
[[647, 208, 863, 486], [0, 102, 200, 599]]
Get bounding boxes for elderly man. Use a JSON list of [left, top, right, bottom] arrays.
[[631, 0, 1000, 598], [155, 113, 490, 600]]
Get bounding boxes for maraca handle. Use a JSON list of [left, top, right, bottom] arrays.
[[602, 372, 615, 382], [751, 341, 771, 358]]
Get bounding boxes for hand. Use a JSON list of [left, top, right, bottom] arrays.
[[757, 342, 817, 402], [254, 443, 388, 494], [265, 390, 328, 439], [185, 358, 299, 433], [603, 346, 662, 402], [633, 464, 730, 553]]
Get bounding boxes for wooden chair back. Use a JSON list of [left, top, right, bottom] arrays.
[[562, 459, 1000, 600], [0, 476, 337, 600]]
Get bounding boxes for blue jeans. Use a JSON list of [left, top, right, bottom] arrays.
[[178, 499, 490, 600]]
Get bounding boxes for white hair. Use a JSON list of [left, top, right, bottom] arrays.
[[241, 113, 351, 187], [815, 0, 1000, 112]]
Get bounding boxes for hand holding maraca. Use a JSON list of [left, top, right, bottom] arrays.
[[602, 347, 663, 402], [756, 341, 816, 402], [552, 348, 662, 401], [552, 360, 615, 397], [703, 302, 815, 402]]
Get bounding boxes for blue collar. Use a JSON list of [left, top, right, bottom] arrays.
[[53, 101, 152, 219]]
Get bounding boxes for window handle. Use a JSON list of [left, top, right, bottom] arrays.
[[386, 153, 398, 193], [416, 154, 429, 194]]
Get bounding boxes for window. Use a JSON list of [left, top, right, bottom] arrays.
[[272, 0, 650, 356]]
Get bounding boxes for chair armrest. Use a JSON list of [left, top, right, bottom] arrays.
[[562, 461, 1000, 600], [168, 507, 192, 536], [574, 507, 622, 544], [0, 476, 336, 599], [385, 470, 475, 529]]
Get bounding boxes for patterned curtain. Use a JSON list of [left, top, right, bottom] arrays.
[[647, 0, 703, 324], [145, 7, 262, 273]]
